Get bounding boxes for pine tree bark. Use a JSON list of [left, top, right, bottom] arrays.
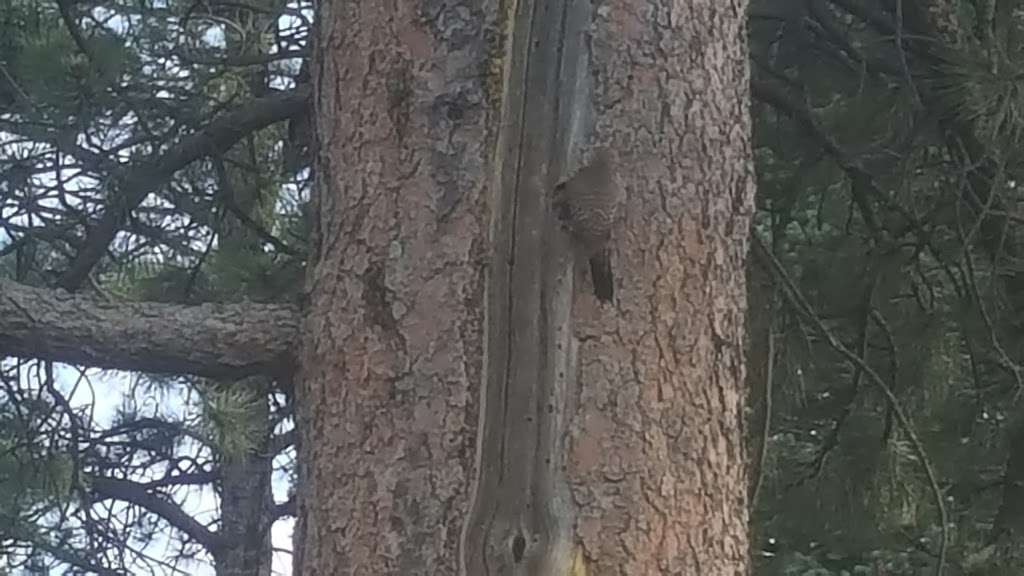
[[295, 1, 492, 572], [564, 2, 753, 572], [298, 0, 753, 574], [0, 280, 298, 378]]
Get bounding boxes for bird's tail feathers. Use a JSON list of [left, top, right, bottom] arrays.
[[589, 250, 614, 303]]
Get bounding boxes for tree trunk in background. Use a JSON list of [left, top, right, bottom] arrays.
[[297, 0, 753, 574], [215, 384, 274, 576], [212, 3, 289, 572]]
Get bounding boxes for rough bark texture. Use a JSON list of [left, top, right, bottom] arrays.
[[215, 377, 274, 576], [0, 280, 299, 378], [299, 0, 752, 574], [295, 0, 494, 573], [566, 1, 754, 574]]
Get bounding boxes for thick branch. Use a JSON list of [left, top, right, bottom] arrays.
[[272, 496, 296, 520], [90, 476, 226, 553], [0, 280, 299, 379], [142, 471, 218, 490], [267, 429, 296, 455], [58, 86, 311, 290]]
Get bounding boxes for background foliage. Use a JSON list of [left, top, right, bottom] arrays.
[[748, 1, 1024, 575]]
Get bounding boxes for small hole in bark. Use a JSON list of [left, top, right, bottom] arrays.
[[512, 534, 527, 562]]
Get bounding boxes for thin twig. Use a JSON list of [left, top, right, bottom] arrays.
[[895, 0, 924, 109], [751, 232, 948, 576], [750, 290, 775, 506]]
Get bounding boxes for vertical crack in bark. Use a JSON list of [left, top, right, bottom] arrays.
[[462, 0, 587, 571]]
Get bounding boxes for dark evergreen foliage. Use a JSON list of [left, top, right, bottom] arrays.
[[749, 1, 1024, 574]]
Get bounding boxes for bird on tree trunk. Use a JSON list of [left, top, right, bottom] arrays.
[[552, 148, 623, 303]]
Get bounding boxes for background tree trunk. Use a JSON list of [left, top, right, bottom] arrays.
[[210, 1, 287, 572], [215, 388, 274, 576]]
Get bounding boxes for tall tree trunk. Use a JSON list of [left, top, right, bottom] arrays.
[[297, 0, 753, 574], [212, 3, 289, 572], [215, 379, 273, 576]]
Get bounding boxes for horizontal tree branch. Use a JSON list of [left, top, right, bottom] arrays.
[[0, 280, 300, 379], [272, 496, 295, 520], [267, 429, 296, 455], [176, 48, 310, 67], [141, 470, 218, 490]]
